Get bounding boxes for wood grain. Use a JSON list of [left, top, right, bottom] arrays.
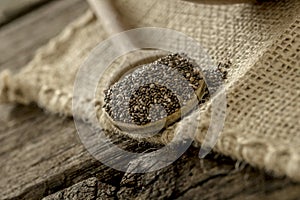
[[0, 0, 88, 72], [0, 0, 52, 26], [0, 0, 300, 199]]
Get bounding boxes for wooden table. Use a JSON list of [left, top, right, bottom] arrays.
[[1, 0, 300, 199]]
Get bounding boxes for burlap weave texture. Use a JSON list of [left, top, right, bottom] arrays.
[[0, 0, 299, 180]]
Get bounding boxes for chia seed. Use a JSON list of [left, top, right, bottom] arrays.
[[103, 53, 205, 126]]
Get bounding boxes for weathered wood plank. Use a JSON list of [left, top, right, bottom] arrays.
[[0, 0, 88, 72], [0, 0, 52, 26], [0, 104, 124, 200], [1, 106, 300, 199], [42, 177, 117, 200], [41, 146, 300, 200], [0, 0, 300, 199]]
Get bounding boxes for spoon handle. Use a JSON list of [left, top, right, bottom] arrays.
[[87, 0, 136, 52]]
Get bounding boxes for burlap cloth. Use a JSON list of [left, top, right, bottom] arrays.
[[0, 0, 299, 180]]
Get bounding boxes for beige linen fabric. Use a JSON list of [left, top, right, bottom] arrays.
[[0, 0, 299, 180]]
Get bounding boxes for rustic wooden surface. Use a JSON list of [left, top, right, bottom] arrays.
[[0, 0, 52, 26], [0, 0, 300, 199]]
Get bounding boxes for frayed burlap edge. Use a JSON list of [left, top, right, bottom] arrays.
[[0, 9, 299, 182]]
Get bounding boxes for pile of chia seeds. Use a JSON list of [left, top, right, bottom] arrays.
[[103, 53, 204, 126], [128, 83, 181, 125], [155, 54, 202, 89]]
